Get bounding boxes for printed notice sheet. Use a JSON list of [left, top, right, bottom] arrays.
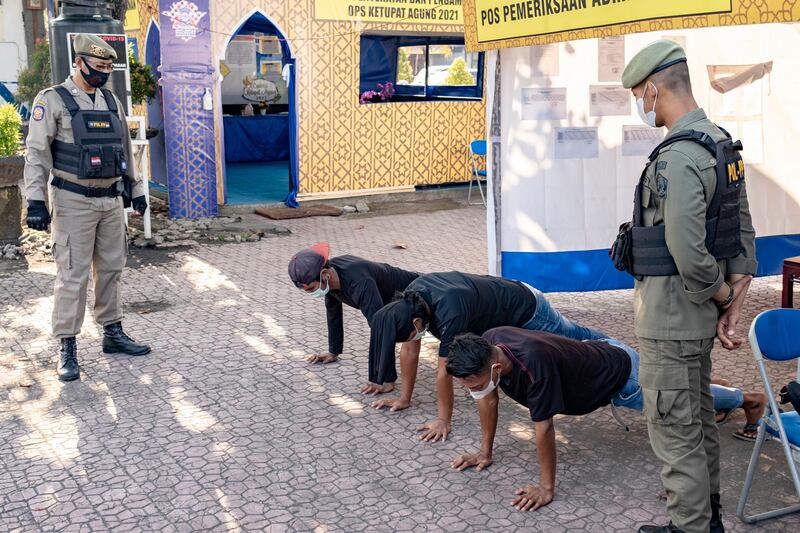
[[622, 126, 664, 157], [531, 43, 560, 77], [590, 85, 631, 116], [555, 127, 599, 159], [522, 88, 567, 121], [598, 37, 624, 82]]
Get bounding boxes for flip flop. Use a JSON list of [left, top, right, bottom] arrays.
[[715, 409, 734, 425], [733, 423, 759, 442]]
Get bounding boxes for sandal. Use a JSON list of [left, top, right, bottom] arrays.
[[715, 409, 734, 425], [733, 423, 759, 442]]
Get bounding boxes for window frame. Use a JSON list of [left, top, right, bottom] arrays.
[[360, 34, 485, 104]]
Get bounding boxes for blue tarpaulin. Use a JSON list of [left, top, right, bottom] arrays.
[[223, 115, 290, 163]]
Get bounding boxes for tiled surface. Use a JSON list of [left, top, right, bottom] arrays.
[[1, 205, 799, 532]]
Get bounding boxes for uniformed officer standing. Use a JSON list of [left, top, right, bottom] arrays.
[[621, 41, 757, 533], [24, 34, 151, 382]]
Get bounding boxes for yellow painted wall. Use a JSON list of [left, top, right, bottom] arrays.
[[131, 0, 486, 199]]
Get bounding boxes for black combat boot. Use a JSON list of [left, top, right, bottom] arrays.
[[57, 337, 80, 382], [639, 523, 685, 533], [710, 493, 725, 533], [102, 322, 151, 356]]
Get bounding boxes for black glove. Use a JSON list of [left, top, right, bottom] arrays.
[[131, 195, 148, 216], [26, 200, 51, 231]]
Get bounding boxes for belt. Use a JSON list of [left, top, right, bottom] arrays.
[[51, 176, 121, 198]]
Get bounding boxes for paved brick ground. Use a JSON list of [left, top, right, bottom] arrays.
[[1, 203, 799, 532]]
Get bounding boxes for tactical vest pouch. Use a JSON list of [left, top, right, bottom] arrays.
[[609, 221, 636, 277]]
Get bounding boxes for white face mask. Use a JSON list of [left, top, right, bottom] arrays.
[[635, 82, 658, 128], [470, 365, 499, 400], [412, 322, 427, 341], [309, 273, 330, 298]]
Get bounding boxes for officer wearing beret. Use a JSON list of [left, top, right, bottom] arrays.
[[621, 41, 757, 533], [23, 33, 151, 382]]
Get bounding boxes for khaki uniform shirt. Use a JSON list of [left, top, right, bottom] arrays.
[[634, 108, 757, 340], [23, 76, 143, 207]]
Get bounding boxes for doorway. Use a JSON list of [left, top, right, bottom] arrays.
[[144, 20, 168, 192], [221, 12, 297, 205]]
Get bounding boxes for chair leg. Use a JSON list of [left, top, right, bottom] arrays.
[[736, 422, 767, 523], [468, 176, 486, 207], [783, 267, 792, 308], [737, 422, 800, 524]]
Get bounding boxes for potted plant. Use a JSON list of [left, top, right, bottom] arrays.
[[359, 82, 396, 104], [128, 51, 159, 139], [0, 103, 24, 244]]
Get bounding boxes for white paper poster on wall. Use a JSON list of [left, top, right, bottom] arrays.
[[531, 43, 560, 77], [555, 127, 599, 159], [522, 88, 567, 120], [590, 85, 631, 116], [598, 37, 624, 82], [622, 125, 664, 157], [662, 35, 687, 51], [708, 65, 765, 163]]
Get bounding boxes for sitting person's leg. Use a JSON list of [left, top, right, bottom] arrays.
[[608, 341, 765, 440], [731, 389, 767, 441], [520, 283, 607, 341]]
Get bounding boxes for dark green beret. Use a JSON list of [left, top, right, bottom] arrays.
[[74, 34, 117, 61], [622, 40, 686, 89]]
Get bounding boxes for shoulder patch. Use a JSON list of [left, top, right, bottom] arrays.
[[656, 173, 668, 198], [32, 105, 45, 121], [656, 161, 668, 171]]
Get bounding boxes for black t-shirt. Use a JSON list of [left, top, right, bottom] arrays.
[[409, 272, 538, 357], [483, 327, 631, 422], [324, 255, 419, 354]]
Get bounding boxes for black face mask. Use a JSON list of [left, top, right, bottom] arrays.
[[79, 58, 111, 88]]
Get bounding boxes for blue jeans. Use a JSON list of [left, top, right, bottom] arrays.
[[520, 284, 607, 341], [608, 338, 744, 412]]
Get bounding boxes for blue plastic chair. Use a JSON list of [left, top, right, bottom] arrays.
[[468, 139, 487, 206], [737, 309, 800, 523]]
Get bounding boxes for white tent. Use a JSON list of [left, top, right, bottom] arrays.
[[468, 3, 800, 291]]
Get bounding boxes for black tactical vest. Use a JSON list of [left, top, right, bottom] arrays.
[[50, 86, 128, 180], [610, 128, 744, 278]]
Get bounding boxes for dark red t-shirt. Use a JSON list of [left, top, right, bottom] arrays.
[[483, 327, 631, 422]]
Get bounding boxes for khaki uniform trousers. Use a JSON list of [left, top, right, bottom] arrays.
[[638, 337, 719, 533], [50, 186, 127, 339]]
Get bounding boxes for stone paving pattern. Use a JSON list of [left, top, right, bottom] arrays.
[[1, 204, 799, 532]]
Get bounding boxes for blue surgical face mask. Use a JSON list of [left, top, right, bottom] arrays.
[[309, 273, 330, 298], [470, 364, 499, 400]]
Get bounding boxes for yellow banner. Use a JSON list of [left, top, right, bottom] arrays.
[[463, 0, 800, 51], [314, 0, 464, 25], [124, 0, 141, 32]]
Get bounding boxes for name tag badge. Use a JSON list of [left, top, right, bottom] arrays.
[[88, 121, 111, 130], [91, 156, 102, 167]]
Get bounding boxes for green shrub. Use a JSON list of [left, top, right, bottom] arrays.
[[129, 51, 157, 105], [0, 104, 22, 157], [444, 57, 475, 86], [16, 41, 52, 105], [397, 48, 413, 84]]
